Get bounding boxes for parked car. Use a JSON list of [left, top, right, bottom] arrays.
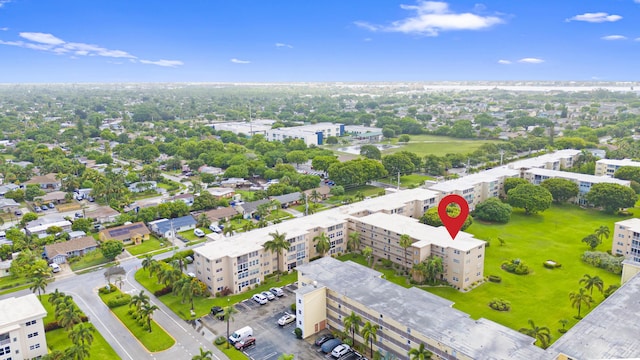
[[34, 207, 41, 213], [187, 272, 196, 277], [48, 202, 55, 209], [194, 229, 205, 237], [41, 206, 48, 211], [75, 212, 83, 218], [277, 312, 296, 326], [321, 339, 342, 354], [14, 210, 22, 216], [314, 334, 335, 346], [234, 337, 256, 350], [261, 291, 275, 301], [269, 287, 284, 297], [252, 293, 268, 305], [210, 306, 224, 320], [184, 256, 194, 264], [228, 326, 253, 344], [49, 263, 61, 273], [209, 224, 222, 233], [331, 344, 352, 358]]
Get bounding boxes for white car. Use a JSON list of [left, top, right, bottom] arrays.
[[261, 291, 275, 301], [270, 287, 284, 297], [252, 293, 268, 305], [277, 312, 296, 326], [194, 229, 205, 237], [331, 344, 351, 358]]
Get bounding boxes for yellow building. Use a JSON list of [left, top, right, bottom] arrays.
[[98, 222, 150, 245]]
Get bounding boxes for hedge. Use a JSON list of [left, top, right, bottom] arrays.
[[107, 294, 132, 308], [488, 275, 502, 283]]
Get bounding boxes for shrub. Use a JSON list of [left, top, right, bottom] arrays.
[[290, 303, 296, 312], [294, 327, 303, 339], [558, 329, 567, 334], [488, 298, 511, 311], [214, 336, 226, 345], [488, 275, 502, 283], [98, 285, 116, 294], [154, 286, 173, 297], [380, 259, 393, 268], [582, 251, 623, 274], [219, 287, 232, 297], [543, 260, 562, 269], [501, 259, 530, 275], [107, 294, 132, 308], [44, 321, 61, 331]]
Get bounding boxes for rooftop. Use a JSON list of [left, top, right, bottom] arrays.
[[508, 149, 581, 170], [615, 217, 640, 229], [0, 294, 47, 327], [428, 167, 519, 193], [596, 158, 640, 166], [44, 236, 98, 258], [296, 258, 545, 360], [152, 215, 197, 233], [525, 168, 631, 185]]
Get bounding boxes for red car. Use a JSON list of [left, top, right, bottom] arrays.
[[235, 337, 256, 350]]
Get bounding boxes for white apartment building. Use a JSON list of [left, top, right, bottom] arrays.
[[212, 119, 275, 136], [265, 122, 344, 146], [595, 158, 640, 177], [612, 218, 640, 283], [0, 294, 47, 360], [522, 168, 630, 205], [508, 149, 582, 171]]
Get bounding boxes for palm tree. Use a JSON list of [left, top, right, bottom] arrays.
[[197, 213, 211, 229], [408, 343, 433, 360], [171, 258, 187, 272], [141, 254, 155, 276], [158, 267, 181, 286], [558, 319, 568, 332], [519, 319, 551, 348], [399, 234, 413, 270], [362, 246, 373, 268], [595, 225, 610, 243], [58, 305, 82, 331], [140, 302, 159, 332], [173, 278, 203, 311], [343, 311, 362, 345], [130, 290, 150, 312], [41, 350, 65, 360], [277, 355, 294, 360], [579, 274, 604, 295], [310, 189, 322, 203], [264, 230, 289, 281], [54, 296, 75, 319], [69, 322, 95, 347], [313, 232, 331, 257], [222, 305, 238, 349], [361, 321, 379, 358], [192, 347, 213, 360], [29, 274, 51, 299], [223, 224, 235, 237], [49, 289, 66, 306], [347, 232, 361, 253], [569, 288, 594, 319], [64, 343, 90, 360], [242, 221, 254, 232]]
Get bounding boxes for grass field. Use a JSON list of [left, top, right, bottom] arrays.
[[134, 269, 297, 319], [126, 235, 166, 256], [377, 174, 435, 188], [384, 135, 499, 157], [70, 250, 109, 271], [425, 204, 627, 344], [216, 343, 249, 360], [40, 295, 120, 359], [98, 288, 175, 352]]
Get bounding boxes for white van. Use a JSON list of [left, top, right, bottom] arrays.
[[228, 326, 253, 344], [50, 263, 61, 273]]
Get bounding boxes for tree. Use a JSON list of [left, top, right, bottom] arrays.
[[540, 178, 579, 203], [399, 234, 413, 269], [222, 305, 237, 349], [192, 347, 213, 360], [57, 304, 82, 331], [424, 256, 443, 284], [382, 127, 396, 139], [328, 158, 387, 187], [25, 184, 45, 201], [140, 302, 159, 332], [29, 273, 51, 299], [100, 240, 124, 261], [361, 321, 379, 358], [362, 246, 373, 267], [69, 322, 95, 347], [581, 234, 601, 250], [569, 288, 594, 319], [421, 206, 472, 230], [64, 343, 90, 360], [449, 120, 474, 138], [382, 153, 415, 176], [408, 343, 433, 360], [613, 166, 640, 183], [71, 218, 93, 233], [286, 150, 308, 168], [359, 145, 381, 160], [519, 319, 551, 349], [141, 255, 156, 277], [586, 183, 637, 213], [173, 277, 202, 311], [311, 155, 339, 173], [579, 274, 604, 295], [399, 134, 411, 143], [130, 290, 150, 312], [473, 198, 512, 223], [264, 230, 289, 281], [507, 184, 553, 215], [503, 178, 528, 194], [343, 311, 362, 346], [347, 232, 361, 253], [595, 225, 610, 243], [313, 232, 331, 257]]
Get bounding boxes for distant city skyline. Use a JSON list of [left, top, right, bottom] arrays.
[[1, 0, 640, 82]]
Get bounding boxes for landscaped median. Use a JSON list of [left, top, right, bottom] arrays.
[[98, 285, 175, 352]]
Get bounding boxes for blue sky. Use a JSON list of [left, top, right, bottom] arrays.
[[1, 0, 639, 82]]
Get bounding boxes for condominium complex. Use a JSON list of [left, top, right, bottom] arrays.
[[507, 149, 582, 171], [0, 294, 48, 360], [193, 188, 485, 294], [295, 258, 545, 360], [595, 158, 640, 177], [612, 218, 640, 283]]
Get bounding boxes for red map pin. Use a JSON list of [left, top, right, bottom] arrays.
[[438, 194, 470, 240]]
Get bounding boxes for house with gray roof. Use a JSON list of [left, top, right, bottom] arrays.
[[149, 215, 197, 238], [44, 236, 98, 264]]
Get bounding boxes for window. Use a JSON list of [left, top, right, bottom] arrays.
[[298, 299, 301, 304], [0, 346, 9, 355], [26, 320, 36, 326], [29, 344, 40, 350], [27, 332, 38, 338]]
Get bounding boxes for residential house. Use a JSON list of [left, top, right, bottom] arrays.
[[67, 231, 86, 239], [206, 187, 235, 199], [85, 206, 120, 224], [203, 207, 239, 224], [0, 199, 20, 212], [303, 186, 331, 201], [0, 294, 48, 359], [168, 193, 194, 206], [220, 178, 251, 188], [0, 259, 11, 278], [25, 219, 72, 237], [198, 166, 223, 175], [149, 216, 197, 238], [237, 199, 270, 219], [0, 184, 19, 197], [44, 236, 99, 264], [128, 181, 157, 193], [23, 173, 61, 192], [99, 222, 150, 245], [36, 190, 67, 205], [270, 192, 301, 208]]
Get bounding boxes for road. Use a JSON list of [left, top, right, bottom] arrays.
[[1, 251, 227, 360]]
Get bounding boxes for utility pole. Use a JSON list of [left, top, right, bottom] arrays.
[[499, 150, 505, 165], [397, 172, 400, 190]]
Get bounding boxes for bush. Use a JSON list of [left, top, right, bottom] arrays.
[[501, 259, 530, 275], [582, 251, 624, 274], [290, 303, 296, 312], [154, 286, 173, 297], [214, 336, 226, 345], [380, 259, 393, 268], [558, 329, 567, 334], [44, 321, 61, 331], [107, 294, 132, 308], [543, 260, 562, 269], [488, 298, 511, 311], [98, 285, 117, 294], [294, 327, 303, 339], [488, 275, 502, 283]]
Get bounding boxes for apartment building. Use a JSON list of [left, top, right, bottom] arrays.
[[508, 149, 582, 171], [265, 122, 344, 146], [427, 167, 520, 210], [611, 218, 640, 283], [522, 168, 630, 205], [595, 158, 640, 177], [295, 258, 545, 360], [193, 189, 441, 294], [0, 294, 48, 360]]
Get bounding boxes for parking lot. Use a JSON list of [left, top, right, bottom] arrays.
[[200, 284, 328, 360]]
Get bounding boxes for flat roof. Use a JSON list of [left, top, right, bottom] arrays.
[[0, 294, 47, 327], [525, 168, 631, 185], [508, 149, 581, 169], [596, 158, 640, 166], [428, 167, 519, 193], [548, 273, 640, 359], [615, 217, 640, 230], [356, 213, 484, 251], [296, 258, 545, 360]]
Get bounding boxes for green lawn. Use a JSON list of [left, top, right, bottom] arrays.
[[381, 135, 498, 157], [70, 250, 109, 271], [134, 269, 297, 319], [292, 203, 327, 214], [216, 343, 249, 360], [40, 295, 120, 360], [126, 235, 167, 256], [178, 228, 212, 242], [425, 204, 627, 343], [265, 210, 294, 222], [98, 288, 175, 352], [377, 174, 434, 188], [0, 275, 31, 290]]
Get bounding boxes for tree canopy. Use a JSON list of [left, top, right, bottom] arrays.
[[507, 183, 553, 215], [586, 183, 637, 213], [540, 178, 579, 203], [473, 197, 512, 223]]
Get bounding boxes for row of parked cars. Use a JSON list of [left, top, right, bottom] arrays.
[[251, 287, 284, 304], [316, 334, 367, 360]]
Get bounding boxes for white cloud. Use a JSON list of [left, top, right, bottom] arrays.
[[364, 37, 372, 42], [601, 35, 627, 40], [566, 12, 622, 23], [0, 31, 182, 67], [139, 59, 183, 67], [19, 32, 65, 45], [0, 1, 11, 8], [230, 58, 250, 64], [518, 58, 544, 64], [275, 42, 293, 48], [497, 59, 511, 64], [635, 37, 640, 41], [355, 1, 503, 36], [0, 27, 8, 31]]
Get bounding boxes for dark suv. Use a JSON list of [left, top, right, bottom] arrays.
[[210, 306, 224, 320]]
